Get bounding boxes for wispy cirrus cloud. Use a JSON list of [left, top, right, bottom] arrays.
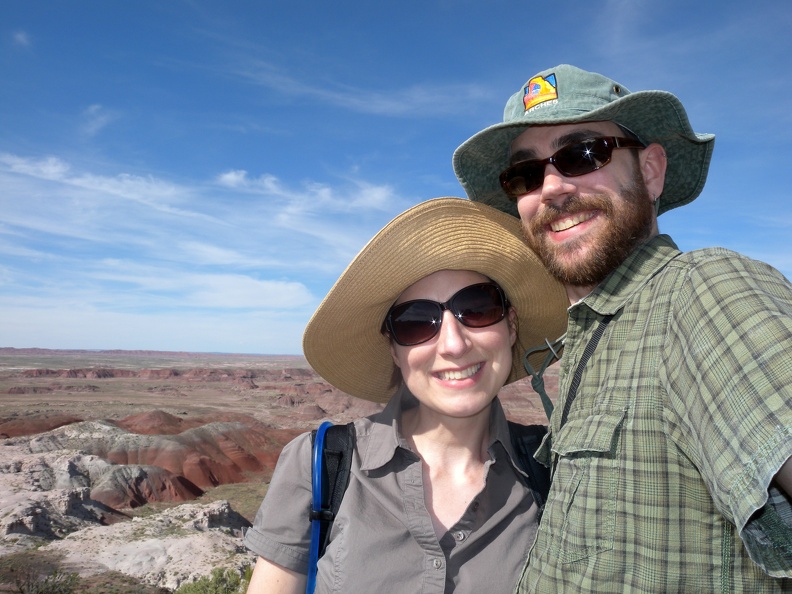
[[11, 30, 31, 48], [0, 150, 413, 318], [226, 58, 490, 118], [81, 104, 119, 137], [215, 168, 401, 213], [0, 152, 217, 223]]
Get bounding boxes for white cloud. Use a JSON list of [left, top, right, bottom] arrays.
[[0, 153, 71, 179], [0, 153, 220, 227], [229, 58, 491, 118], [0, 151, 413, 340], [215, 167, 401, 216], [81, 261, 315, 309], [216, 169, 250, 188], [81, 104, 118, 137], [12, 30, 31, 47], [176, 241, 248, 266], [215, 169, 284, 195]]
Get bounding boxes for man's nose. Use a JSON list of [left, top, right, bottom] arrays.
[[539, 163, 575, 203]]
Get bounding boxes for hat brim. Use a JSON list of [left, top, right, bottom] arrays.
[[302, 197, 568, 402], [453, 90, 715, 217]]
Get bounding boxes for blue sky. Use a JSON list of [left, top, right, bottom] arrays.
[[2, 0, 791, 355]]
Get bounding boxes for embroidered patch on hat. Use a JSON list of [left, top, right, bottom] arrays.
[[523, 73, 557, 112]]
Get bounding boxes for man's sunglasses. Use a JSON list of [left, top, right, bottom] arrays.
[[499, 136, 645, 200], [382, 282, 509, 347]]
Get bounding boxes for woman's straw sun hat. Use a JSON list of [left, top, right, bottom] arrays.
[[302, 197, 568, 402]]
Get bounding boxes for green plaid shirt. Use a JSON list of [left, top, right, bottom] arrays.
[[518, 235, 792, 593]]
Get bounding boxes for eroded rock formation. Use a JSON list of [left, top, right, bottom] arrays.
[[0, 352, 556, 590], [43, 500, 254, 591]]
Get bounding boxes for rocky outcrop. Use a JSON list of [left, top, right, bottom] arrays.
[[43, 500, 253, 591], [0, 447, 129, 547], [90, 465, 204, 509], [1, 487, 126, 541], [14, 419, 299, 490]]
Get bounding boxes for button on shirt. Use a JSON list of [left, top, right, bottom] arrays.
[[517, 235, 792, 593], [244, 389, 540, 594]]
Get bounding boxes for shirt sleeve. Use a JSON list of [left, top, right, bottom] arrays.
[[663, 251, 792, 577], [243, 431, 313, 574]]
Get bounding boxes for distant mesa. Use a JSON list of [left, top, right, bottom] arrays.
[[114, 409, 191, 435], [16, 365, 316, 381], [0, 414, 84, 438]]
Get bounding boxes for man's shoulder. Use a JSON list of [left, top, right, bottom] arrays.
[[671, 246, 788, 281], [658, 246, 792, 316], [678, 245, 749, 263]]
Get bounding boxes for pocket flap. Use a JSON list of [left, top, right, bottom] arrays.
[[552, 408, 627, 456]]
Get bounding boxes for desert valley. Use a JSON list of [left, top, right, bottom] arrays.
[[0, 347, 557, 592]]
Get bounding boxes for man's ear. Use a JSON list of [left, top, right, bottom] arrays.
[[640, 143, 667, 199]]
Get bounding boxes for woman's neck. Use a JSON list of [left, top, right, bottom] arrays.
[[402, 404, 493, 537], [401, 404, 492, 463]]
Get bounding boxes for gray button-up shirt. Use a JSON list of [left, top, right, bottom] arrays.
[[244, 389, 540, 593]]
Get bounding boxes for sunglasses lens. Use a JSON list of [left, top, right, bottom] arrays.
[[555, 139, 612, 175], [500, 162, 543, 197], [387, 284, 506, 346], [388, 301, 442, 346], [453, 284, 506, 328]]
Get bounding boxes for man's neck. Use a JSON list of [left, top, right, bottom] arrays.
[[566, 284, 595, 304]]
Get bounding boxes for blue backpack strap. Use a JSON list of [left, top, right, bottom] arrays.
[[307, 421, 332, 594], [307, 421, 356, 593]]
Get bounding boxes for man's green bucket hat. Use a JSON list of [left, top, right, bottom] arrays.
[[453, 64, 715, 218]]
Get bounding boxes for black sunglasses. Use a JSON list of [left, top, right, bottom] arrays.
[[382, 282, 509, 347], [499, 136, 645, 200]]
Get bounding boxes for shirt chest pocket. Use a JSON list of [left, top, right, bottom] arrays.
[[537, 407, 628, 564]]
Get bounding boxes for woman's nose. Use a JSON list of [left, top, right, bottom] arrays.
[[435, 310, 471, 357]]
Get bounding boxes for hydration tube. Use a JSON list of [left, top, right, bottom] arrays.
[[306, 420, 332, 594]]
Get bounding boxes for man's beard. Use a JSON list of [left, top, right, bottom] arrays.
[[522, 171, 654, 288]]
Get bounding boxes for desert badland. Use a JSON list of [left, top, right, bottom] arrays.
[[0, 347, 557, 591]]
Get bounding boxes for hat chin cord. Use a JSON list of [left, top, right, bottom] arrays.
[[522, 335, 565, 422]]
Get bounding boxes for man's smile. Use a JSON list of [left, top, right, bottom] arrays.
[[549, 211, 597, 233]]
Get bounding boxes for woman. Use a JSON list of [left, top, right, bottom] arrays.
[[244, 197, 568, 593]]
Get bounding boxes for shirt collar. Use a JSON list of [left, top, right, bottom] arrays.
[[575, 234, 681, 316], [357, 386, 413, 471], [357, 386, 520, 472]]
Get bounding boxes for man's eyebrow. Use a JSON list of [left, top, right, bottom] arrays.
[[508, 128, 608, 165]]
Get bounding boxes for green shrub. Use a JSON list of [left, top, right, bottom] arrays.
[[0, 552, 78, 594], [174, 567, 249, 594], [13, 567, 79, 594]]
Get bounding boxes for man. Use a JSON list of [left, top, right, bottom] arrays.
[[453, 64, 792, 592]]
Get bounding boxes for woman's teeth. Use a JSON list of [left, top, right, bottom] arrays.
[[438, 363, 481, 381]]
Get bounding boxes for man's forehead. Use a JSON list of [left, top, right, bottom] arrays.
[[510, 121, 622, 152]]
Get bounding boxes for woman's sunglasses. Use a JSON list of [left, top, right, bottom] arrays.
[[499, 136, 645, 200], [382, 282, 509, 346]]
